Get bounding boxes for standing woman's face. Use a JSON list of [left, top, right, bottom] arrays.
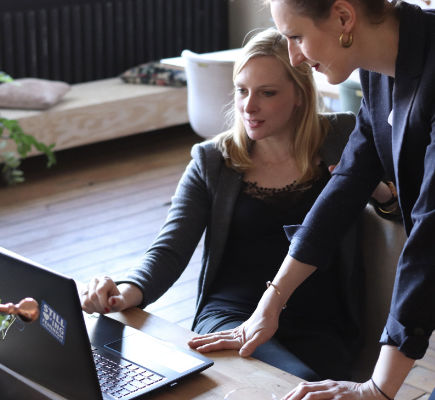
[[270, 0, 354, 84]]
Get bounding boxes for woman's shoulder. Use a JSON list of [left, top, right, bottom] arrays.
[[191, 139, 223, 164], [189, 139, 227, 181], [323, 112, 356, 134], [320, 112, 356, 165]]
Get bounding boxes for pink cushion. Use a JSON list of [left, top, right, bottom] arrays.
[[0, 78, 70, 110]]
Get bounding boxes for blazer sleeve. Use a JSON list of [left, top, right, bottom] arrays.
[[119, 143, 214, 308], [284, 96, 384, 270], [380, 112, 435, 359]]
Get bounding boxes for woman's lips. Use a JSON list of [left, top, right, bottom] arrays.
[[247, 119, 264, 128], [312, 63, 320, 71]]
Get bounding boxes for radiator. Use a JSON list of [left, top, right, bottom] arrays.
[[0, 0, 229, 83]]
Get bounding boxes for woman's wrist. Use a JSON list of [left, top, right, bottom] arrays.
[[257, 283, 287, 320], [258, 255, 317, 318], [117, 283, 144, 308], [371, 181, 397, 204], [371, 345, 415, 399]]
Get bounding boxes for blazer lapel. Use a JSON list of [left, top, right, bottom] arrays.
[[391, 3, 425, 213], [201, 165, 242, 295]]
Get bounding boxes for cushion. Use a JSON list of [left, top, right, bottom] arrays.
[[120, 62, 186, 87], [0, 78, 70, 110]]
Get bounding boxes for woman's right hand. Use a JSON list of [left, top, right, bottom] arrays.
[[80, 276, 141, 314]]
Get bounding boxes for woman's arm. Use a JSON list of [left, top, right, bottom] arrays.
[[188, 255, 316, 355], [81, 143, 213, 314], [281, 346, 414, 400]]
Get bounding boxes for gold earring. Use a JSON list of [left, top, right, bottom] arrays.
[[339, 32, 353, 48]]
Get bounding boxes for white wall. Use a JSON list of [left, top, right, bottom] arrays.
[[228, 0, 274, 48]]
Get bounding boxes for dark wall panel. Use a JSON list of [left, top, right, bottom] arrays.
[[0, 0, 229, 83]]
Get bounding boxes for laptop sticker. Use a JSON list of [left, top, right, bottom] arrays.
[[40, 300, 67, 345]]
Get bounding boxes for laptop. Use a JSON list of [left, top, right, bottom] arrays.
[[0, 247, 213, 399]]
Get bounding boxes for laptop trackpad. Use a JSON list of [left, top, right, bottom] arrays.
[[105, 332, 206, 374]]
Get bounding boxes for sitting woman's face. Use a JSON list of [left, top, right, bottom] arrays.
[[234, 55, 300, 142]]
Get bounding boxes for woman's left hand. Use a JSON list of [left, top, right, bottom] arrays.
[[281, 379, 382, 400], [188, 308, 279, 357]]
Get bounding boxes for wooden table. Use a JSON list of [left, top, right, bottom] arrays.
[[110, 308, 304, 399], [0, 308, 303, 400], [110, 310, 435, 399], [111, 310, 435, 400], [1, 307, 434, 399]]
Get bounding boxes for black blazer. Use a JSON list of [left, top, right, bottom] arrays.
[[285, 2, 435, 360]]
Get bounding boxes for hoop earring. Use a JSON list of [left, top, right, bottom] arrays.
[[339, 32, 353, 48]]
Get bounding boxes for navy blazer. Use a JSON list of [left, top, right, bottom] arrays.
[[286, 2, 435, 359]]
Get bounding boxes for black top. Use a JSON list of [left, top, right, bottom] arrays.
[[200, 163, 346, 328]]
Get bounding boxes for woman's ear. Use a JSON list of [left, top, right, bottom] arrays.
[[331, 0, 357, 32]]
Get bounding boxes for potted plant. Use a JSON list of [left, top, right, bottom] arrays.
[[0, 72, 56, 185]]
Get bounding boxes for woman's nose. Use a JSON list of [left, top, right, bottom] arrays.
[[288, 41, 305, 66], [244, 94, 258, 113]]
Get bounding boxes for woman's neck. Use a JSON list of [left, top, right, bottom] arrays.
[[251, 138, 294, 166], [355, 9, 400, 77]]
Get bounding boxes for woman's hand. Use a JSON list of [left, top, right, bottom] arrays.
[[80, 276, 142, 314], [188, 309, 279, 357], [188, 256, 316, 357], [281, 379, 383, 400]]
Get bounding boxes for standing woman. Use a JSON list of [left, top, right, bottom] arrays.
[[189, 0, 435, 398]]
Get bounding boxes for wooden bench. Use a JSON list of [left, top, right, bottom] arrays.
[[0, 78, 188, 155]]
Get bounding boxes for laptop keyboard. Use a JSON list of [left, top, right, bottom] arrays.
[[92, 347, 165, 399]]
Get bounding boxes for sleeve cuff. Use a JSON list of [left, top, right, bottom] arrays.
[[380, 314, 430, 359]]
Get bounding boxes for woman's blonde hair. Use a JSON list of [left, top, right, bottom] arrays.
[[215, 27, 329, 183]]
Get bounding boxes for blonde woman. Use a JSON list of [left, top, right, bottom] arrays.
[[82, 28, 362, 380]]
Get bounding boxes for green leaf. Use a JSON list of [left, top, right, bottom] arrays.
[[0, 92, 56, 184], [0, 72, 13, 83]]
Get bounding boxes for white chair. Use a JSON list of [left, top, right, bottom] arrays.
[[181, 50, 235, 139]]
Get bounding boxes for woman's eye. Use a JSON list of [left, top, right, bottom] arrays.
[[236, 88, 247, 95], [263, 91, 276, 97]]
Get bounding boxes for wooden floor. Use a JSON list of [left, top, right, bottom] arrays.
[[1, 125, 434, 396], [0, 124, 202, 330]]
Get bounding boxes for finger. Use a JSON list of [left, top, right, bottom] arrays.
[[188, 334, 239, 350], [188, 330, 239, 347], [95, 277, 120, 312], [194, 338, 243, 353], [328, 164, 336, 173], [282, 381, 339, 400], [95, 278, 113, 310], [239, 329, 269, 357], [190, 329, 238, 341], [81, 278, 100, 313], [83, 277, 112, 314], [107, 294, 126, 312]]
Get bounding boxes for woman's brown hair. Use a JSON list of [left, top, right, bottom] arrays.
[[214, 28, 329, 183]]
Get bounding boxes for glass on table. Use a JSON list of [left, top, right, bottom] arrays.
[[224, 387, 278, 400]]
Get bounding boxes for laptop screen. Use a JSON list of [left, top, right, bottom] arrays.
[[0, 247, 213, 400], [0, 248, 103, 399]]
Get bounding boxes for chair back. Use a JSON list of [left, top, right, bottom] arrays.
[[352, 205, 407, 381], [182, 50, 235, 138]]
